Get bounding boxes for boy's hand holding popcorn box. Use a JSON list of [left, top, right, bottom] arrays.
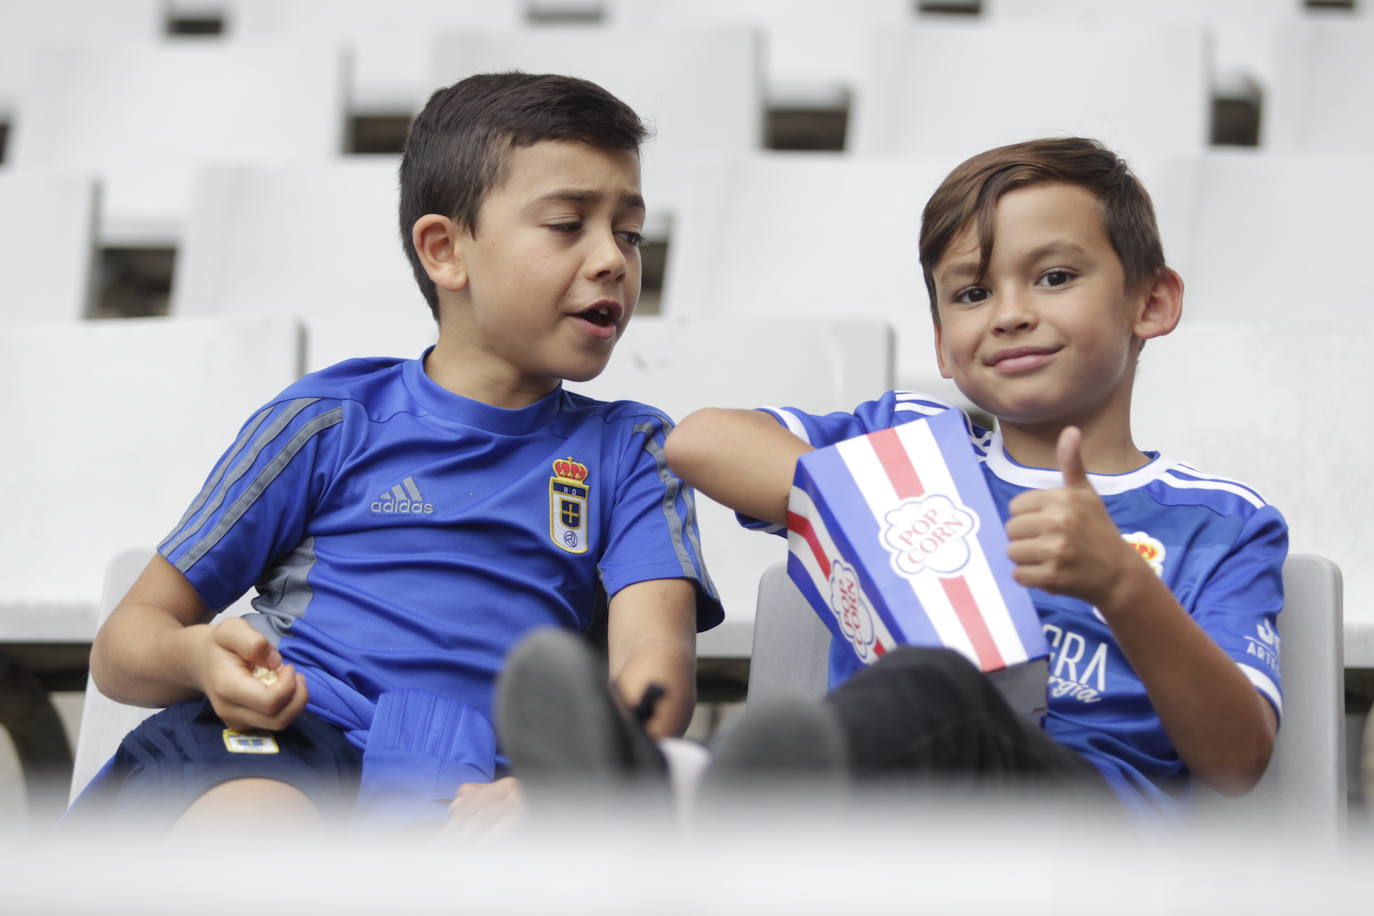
[[786, 409, 1049, 721]]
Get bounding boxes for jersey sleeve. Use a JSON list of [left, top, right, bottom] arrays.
[[1189, 504, 1289, 719], [158, 396, 346, 613], [597, 413, 724, 632], [737, 391, 963, 533]]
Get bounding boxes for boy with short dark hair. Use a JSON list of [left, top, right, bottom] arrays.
[[77, 72, 722, 829], [661, 137, 1286, 809]]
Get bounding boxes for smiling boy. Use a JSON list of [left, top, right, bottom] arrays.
[[77, 73, 721, 830], [665, 138, 1286, 808]]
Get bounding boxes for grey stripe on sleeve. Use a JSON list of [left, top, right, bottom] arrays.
[[162, 407, 273, 548], [173, 406, 344, 572], [634, 420, 716, 595], [163, 398, 323, 556]]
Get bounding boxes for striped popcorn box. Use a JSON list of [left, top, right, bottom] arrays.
[[787, 408, 1049, 720]]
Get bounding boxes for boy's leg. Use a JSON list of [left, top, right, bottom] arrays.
[[825, 646, 1104, 789], [175, 777, 323, 831], [68, 696, 361, 826]]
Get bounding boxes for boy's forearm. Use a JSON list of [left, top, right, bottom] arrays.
[[606, 578, 699, 739], [91, 603, 210, 708], [1099, 565, 1277, 794], [666, 408, 811, 528]]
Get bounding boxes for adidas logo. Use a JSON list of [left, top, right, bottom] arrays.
[[370, 475, 435, 515]]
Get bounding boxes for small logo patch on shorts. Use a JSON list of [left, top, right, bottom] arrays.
[[222, 729, 280, 754]]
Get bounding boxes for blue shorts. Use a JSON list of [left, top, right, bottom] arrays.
[[69, 697, 362, 823]]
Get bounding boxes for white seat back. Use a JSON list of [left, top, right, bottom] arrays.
[[1157, 151, 1374, 319], [8, 43, 347, 246], [1266, 21, 1374, 151], [222, 0, 523, 114], [1132, 320, 1374, 660], [0, 172, 98, 322], [0, 0, 163, 118], [568, 316, 893, 657], [849, 21, 1209, 159], [171, 159, 439, 370], [425, 27, 765, 155], [0, 315, 302, 644]]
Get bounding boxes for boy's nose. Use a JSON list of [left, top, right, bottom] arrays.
[[990, 290, 1036, 333], [585, 229, 628, 282]]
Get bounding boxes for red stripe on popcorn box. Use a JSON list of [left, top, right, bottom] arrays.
[[787, 409, 1046, 684]]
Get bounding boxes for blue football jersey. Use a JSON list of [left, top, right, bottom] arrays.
[[160, 353, 722, 767], [747, 391, 1287, 806]]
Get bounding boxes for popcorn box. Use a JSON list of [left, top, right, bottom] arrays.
[[786, 409, 1049, 721]]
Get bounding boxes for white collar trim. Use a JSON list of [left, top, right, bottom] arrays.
[[983, 429, 1169, 495]]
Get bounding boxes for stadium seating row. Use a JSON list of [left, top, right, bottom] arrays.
[[5, 14, 1374, 243]]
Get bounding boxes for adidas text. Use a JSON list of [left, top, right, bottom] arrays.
[[371, 500, 435, 515]]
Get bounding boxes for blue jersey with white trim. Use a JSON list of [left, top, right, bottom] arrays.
[[160, 352, 722, 761], [748, 391, 1287, 806]]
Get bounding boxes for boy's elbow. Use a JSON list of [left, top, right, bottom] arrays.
[[1202, 726, 1276, 797], [664, 408, 721, 483]]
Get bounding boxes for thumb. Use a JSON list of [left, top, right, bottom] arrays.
[[1057, 426, 1091, 490], [215, 617, 281, 669]]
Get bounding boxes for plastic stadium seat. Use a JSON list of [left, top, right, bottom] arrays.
[[1265, 20, 1374, 151], [0, 0, 163, 119], [0, 172, 98, 322], [748, 554, 1346, 834], [604, 0, 912, 110], [1153, 151, 1374, 319], [221, 0, 522, 116], [7, 43, 347, 246], [1130, 319, 1374, 678], [0, 315, 302, 646], [171, 160, 437, 371], [425, 26, 765, 155], [848, 20, 1210, 159], [567, 316, 894, 657]]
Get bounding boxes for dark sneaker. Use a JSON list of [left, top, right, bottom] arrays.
[[496, 628, 668, 809]]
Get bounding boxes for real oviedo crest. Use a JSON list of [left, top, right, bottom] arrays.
[[549, 458, 590, 554]]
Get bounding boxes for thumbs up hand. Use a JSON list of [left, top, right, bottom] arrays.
[[1004, 427, 1140, 610]]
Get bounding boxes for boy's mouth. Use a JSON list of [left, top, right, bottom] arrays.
[[573, 301, 623, 328], [987, 346, 1059, 373]]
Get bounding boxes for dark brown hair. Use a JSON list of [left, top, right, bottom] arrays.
[[918, 137, 1165, 320], [399, 72, 649, 317]]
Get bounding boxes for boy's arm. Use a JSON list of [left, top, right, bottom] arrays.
[[606, 577, 699, 738], [90, 553, 309, 732], [665, 407, 813, 528], [1006, 428, 1277, 794]]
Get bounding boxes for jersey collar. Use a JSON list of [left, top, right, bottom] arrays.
[[402, 349, 564, 434], [983, 428, 1168, 495]]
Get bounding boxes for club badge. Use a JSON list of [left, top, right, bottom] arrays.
[[549, 457, 590, 554]]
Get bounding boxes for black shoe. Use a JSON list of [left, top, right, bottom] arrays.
[[496, 628, 668, 807]]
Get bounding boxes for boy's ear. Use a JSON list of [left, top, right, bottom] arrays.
[[933, 321, 953, 379], [1133, 267, 1184, 344], [411, 214, 469, 294]]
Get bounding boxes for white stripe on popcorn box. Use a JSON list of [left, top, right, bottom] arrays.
[[834, 419, 1035, 670], [787, 486, 899, 664], [887, 420, 1035, 667]]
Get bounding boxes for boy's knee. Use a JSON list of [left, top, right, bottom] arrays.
[[177, 777, 321, 830]]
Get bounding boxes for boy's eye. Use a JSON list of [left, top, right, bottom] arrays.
[[953, 286, 991, 305], [616, 230, 644, 248], [1038, 269, 1075, 288], [549, 221, 582, 234]]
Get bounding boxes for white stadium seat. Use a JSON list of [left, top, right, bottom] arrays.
[[848, 20, 1210, 160], [221, 0, 522, 116], [171, 160, 437, 371], [0, 315, 302, 645], [7, 43, 347, 246], [1265, 20, 1374, 151], [0, 171, 99, 322], [425, 26, 766, 155]]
